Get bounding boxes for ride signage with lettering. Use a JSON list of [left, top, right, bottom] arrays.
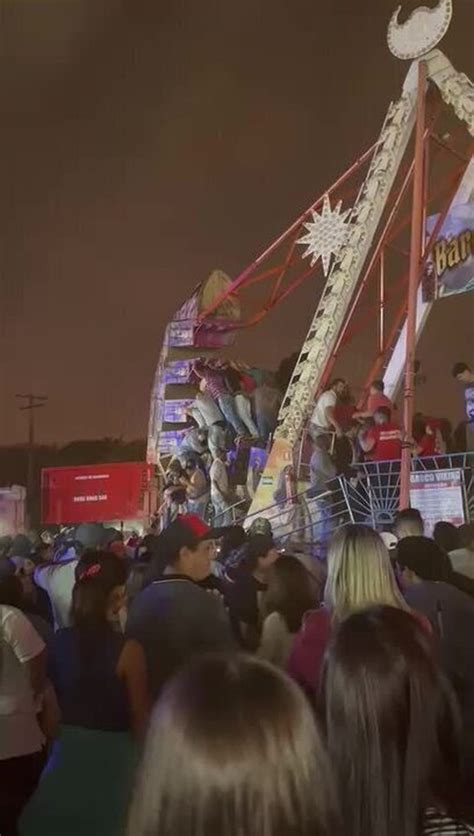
[[424, 160, 474, 300], [409, 469, 466, 537]]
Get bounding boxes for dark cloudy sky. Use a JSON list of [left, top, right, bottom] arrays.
[[1, 0, 473, 445]]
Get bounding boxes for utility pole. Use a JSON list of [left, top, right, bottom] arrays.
[[16, 394, 48, 527]]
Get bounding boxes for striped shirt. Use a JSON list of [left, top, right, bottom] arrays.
[[423, 808, 474, 835], [202, 370, 227, 400]]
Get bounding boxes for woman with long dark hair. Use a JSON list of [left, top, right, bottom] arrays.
[[20, 551, 149, 836], [127, 653, 339, 836], [52, 552, 131, 729], [258, 555, 317, 666], [323, 606, 474, 836]]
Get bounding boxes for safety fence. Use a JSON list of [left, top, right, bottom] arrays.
[[235, 453, 473, 554]]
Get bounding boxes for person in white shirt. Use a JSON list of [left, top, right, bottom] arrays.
[[449, 523, 474, 580], [35, 525, 110, 632], [0, 605, 46, 834], [309, 379, 347, 440], [34, 550, 78, 631], [210, 449, 233, 526]]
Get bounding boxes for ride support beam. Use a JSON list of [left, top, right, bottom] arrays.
[[400, 60, 427, 509]]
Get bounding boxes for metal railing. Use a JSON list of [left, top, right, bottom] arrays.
[[232, 481, 353, 556], [356, 453, 473, 527], [212, 496, 249, 526], [156, 452, 473, 547]]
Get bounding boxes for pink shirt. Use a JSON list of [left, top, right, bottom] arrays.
[[286, 606, 431, 697], [286, 607, 332, 696]]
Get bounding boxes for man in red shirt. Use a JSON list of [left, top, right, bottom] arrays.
[[360, 407, 402, 461], [416, 423, 437, 458], [354, 379, 393, 421], [413, 412, 445, 458]]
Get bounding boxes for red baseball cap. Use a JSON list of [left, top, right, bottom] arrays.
[[157, 514, 232, 567]]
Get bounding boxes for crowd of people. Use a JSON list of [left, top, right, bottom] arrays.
[[0, 360, 472, 834], [309, 376, 445, 474], [162, 359, 282, 527], [1, 506, 474, 835], [160, 359, 472, 533], [306, 363, 474, 500]]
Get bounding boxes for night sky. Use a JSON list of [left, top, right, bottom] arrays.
[[2, 0, 473, 446]]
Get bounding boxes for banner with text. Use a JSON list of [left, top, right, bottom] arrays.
[[409, 468, 465, 537], [42, 462, 150, 525], [424, 159, 474, 300]]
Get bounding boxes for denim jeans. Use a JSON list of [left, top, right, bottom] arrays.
[[188, 495, 210, 522], [212, 499, 233, 527], [234, 393, 259, 437], [207, 424, 226, 459], [217, 394, 247, 436]]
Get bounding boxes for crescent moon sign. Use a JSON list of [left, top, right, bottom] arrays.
[[387, 0, 453, 60]]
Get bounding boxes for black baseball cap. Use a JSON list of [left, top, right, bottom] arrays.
[[157, 514, 232, 567]]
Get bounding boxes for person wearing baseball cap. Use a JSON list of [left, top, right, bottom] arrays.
[[226, 533, 279, 651], [126, 514, 234, 698], [33, 523, 108, 632], [248, 517, 273, 537]]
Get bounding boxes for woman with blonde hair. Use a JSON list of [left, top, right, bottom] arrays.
[[287, 524, 417, 698], [324, 525, 409, 619]]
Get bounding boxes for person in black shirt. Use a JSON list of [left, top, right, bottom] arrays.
[[226, 534, 279, 650], [126, 514, 234, 698]]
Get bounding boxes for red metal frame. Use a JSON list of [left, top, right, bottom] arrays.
[[188, 84, 472, 486], [379, 248, 385, 355], [318, 154, 417, 391], [400, 61, 428, 509], [196, 143, 378, 326], [317, 142, 469, 389], [197, 111, 469, 341]]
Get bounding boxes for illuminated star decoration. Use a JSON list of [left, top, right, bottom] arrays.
[[297, 194, 351, 276]]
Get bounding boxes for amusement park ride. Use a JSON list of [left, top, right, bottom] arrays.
[[147, 0, 473, 533]]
